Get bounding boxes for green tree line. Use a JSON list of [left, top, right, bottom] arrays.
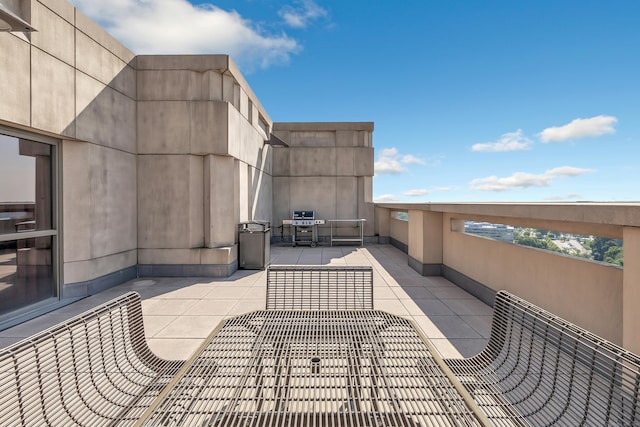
[[585, 237, 624, 266], [514, 230, 623, 266]]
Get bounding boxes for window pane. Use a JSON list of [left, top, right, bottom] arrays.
[[0, 135, 52, 235], [0, 236, 55, 316]]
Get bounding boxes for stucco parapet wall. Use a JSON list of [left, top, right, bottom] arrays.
[[136, 54, 271, 124], [274, 122, 374, 132], [376, 202, 640, 228]]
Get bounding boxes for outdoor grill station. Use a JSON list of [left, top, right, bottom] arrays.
[[282, 210, 324, 247], [282, 210, 367, 247]]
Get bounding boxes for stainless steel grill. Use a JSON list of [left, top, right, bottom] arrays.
[[138, 310, 488, 426], [266, 265, 374, 310], [291, 210, 315, 226], [283, 211, 325, 247]]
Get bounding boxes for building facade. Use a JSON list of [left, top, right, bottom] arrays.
[[0, 0, 374, 328]]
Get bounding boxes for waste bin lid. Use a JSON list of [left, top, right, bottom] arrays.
[[239, 221, 270, 232]]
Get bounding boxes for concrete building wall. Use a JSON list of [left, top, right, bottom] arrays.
[[0, 2, 275, 302], [135, 56, 273, 276], [271, 122, 375, 241], [1, 0, 372, 327], [0, 1, 138, 299]]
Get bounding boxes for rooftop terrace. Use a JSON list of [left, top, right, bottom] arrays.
[[0, 244, 491, 361]]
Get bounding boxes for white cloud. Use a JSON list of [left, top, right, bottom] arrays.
[[470, 166, 594, 191], [374, 147, 426, 175], [545, 166, 594, 177], [374, 157, 405, 174], [401, 154, 426, 165], [380, 147, 398, 157], [374, 194, 398, 203], [404, 189, 429, 197], [70, 0, 300, 71], [279, 0, 328, 28], [471, 129, 533, 152], [539, 115, 618, 143]]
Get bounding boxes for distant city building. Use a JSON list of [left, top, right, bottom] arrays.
[[465, 221, 515, 243]]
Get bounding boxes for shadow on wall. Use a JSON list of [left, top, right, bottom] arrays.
[[250, 145, 272, 222], [59, 58, 138, 290]]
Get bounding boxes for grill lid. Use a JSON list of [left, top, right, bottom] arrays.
[[292, 210, 315, 220]]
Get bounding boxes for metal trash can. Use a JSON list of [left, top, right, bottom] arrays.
[[238, 221, 271, 269]]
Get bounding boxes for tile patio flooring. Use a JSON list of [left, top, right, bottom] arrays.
[[0, 244, 493, 360]]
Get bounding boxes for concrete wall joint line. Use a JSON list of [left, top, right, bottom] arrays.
[[39, 0, 74, 26], [66, 248, 138, 264], [76, 68, 137, 102]]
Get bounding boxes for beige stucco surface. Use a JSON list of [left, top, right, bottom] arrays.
[[623, 226, 640, 353], [389, 217, 409, 247], [443, 215, 623, 344], [377, 205, 630, 346], [408, 210, 443, 265]]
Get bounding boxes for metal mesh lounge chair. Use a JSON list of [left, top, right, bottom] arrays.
[[0, 291, 183, 426], [446, 290, 640, 426]]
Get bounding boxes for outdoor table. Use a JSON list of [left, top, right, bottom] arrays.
[[135, 310, 490, 426]]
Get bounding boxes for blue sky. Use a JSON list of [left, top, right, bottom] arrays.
[[71, 0, 640, 202]]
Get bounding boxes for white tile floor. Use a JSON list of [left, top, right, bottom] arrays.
[[0, 244, 493, 360]]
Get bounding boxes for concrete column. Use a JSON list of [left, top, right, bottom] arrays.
[[375, 206, 390, 243], [408, 210, 443, 276], [623, 226, 640, 353], [204, 155, 236, 247]]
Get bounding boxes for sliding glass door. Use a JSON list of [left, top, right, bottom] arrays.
[[0, 132, 58, 319]]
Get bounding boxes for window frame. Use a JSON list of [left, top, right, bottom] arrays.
[[0, 125, 62, 327]]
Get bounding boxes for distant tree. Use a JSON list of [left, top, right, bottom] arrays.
[[591, 237, 622, 262], [515, 235, 539, 248], [603, 245, 624, 266], [514, 235, 562, 253]]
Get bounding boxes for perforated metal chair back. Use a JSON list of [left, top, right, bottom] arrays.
[[0, 291, 183, 426], [266, 265, 374, 310], [446, 290, 640, 426]]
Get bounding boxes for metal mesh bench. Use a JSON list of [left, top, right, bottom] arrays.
[[266, 265, 374, 310], [446, 290, 640, 426], [0, 291, 183, 426]]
